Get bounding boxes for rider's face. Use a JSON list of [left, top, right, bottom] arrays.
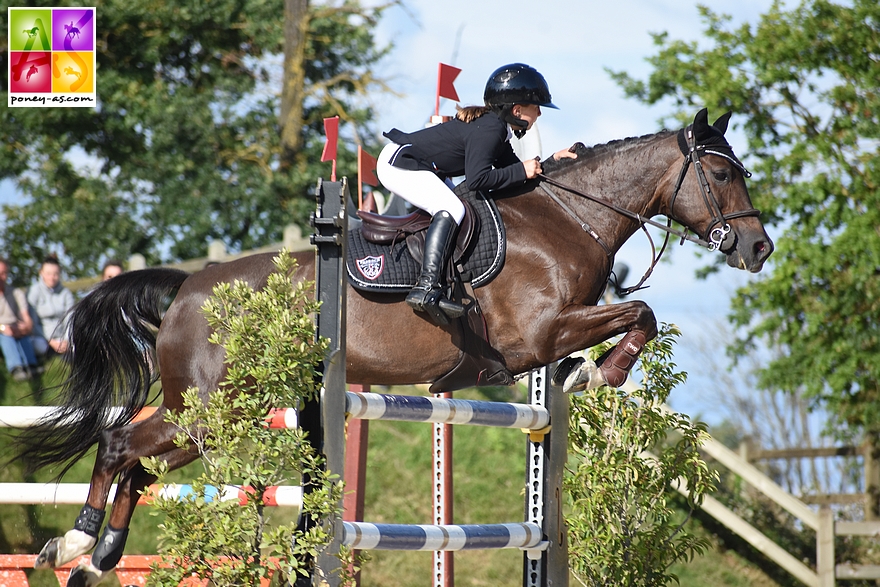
[[512, 104, 541, 130]]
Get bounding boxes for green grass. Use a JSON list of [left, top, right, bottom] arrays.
[[0, 363, 784, 586]]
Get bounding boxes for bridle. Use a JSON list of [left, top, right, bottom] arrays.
[[536, 125, 761, 295], [672, 125, 761, 251]]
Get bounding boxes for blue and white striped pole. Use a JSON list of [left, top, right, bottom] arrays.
[[346, 392, 549, 430], [342, 522, 544, 552]]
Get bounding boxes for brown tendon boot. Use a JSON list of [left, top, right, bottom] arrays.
[[597, 331, 647, 388]]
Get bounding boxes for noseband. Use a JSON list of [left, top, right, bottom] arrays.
[[536, 125, 761, 294]]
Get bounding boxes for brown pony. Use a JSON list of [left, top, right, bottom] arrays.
[[19, 109, 772, 586]]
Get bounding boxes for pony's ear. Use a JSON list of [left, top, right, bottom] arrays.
[[693, 108, 709, 129], [713, 112, 732, 135]]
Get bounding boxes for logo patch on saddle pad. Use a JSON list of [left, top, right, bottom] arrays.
[[355, 255, 384, 280]]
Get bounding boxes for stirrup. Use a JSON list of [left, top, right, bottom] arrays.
[[406, 288, 463, 325], [438, 298, 465, 318]]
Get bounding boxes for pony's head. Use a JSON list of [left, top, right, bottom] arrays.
[[668, 108, 773, 272]]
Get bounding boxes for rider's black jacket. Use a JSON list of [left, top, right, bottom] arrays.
[[383, 112, 527, 193]]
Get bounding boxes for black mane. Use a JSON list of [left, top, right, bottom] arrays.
[[541, 129, 677, 175]]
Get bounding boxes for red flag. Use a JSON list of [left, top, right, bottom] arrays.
[[358, 146, 379, 187], [362, 191, 378, 213], [321, 116, 339, 162], [437, 63, 461, 102]]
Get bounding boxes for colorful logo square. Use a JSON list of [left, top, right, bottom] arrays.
[[8, 7, 96, 108], [52, 9, 95, 51], [9, 8, 52, 51], [52, 51, 93, 93], [9, 51, 51, 92]]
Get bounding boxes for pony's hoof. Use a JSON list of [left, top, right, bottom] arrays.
[[34, 530, 97, 569], [553, 356, 603, 393], [34, 537, 61, 569]]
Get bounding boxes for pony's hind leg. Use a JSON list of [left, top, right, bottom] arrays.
[[65, 446, 199, 587], [35, 412, 186, 572]]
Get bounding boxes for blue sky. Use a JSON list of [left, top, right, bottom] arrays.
[[1, 0, 781, 422]]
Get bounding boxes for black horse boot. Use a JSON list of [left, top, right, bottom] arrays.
[[406, 210, 464, 325]]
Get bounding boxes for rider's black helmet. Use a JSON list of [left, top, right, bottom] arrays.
[[483, 63, 558, 111], [483, 63, 557, 137]]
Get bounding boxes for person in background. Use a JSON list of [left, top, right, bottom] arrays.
[[101, 259, 124, 281], [28, 255, 75, 358], [0, 257, 40, 381]]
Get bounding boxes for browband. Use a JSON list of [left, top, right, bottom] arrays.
[[676, 126, 752, 178]]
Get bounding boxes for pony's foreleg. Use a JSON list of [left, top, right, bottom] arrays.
[[555, 330, 651, 393], [595, 330, 648, 387], [540, 301, 657, 393], [66, 447, 199, 587]]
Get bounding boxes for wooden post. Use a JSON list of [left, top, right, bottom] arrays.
[[127, 253, 146, 271], [817, 505, 835, 587], [863, 436, 880, 521], [207, 240, 226, 262], [344, 385, 369, 586]]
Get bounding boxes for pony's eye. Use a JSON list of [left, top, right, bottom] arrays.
[[713, 171, 730, 183]]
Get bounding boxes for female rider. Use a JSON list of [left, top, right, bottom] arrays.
[[377, 63, 577, 325]]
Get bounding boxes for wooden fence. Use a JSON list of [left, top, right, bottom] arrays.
[[632, 381, 880, 586], [66, 224, 313, 294]]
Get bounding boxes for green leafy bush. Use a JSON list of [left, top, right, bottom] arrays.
[[566, 324, 718, 586], [142, 252, 350, 586]]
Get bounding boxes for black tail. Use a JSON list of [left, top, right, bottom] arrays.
[[16, 267, 190, 478]]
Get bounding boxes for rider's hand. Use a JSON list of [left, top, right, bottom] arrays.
[[553, 145, 578, 161], [523, 157, 542, 179]]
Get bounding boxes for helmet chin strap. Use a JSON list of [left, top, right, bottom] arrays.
[[494, 104, 529, 137]]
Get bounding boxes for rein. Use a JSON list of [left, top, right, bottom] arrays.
[[536, 125, 761, 296]]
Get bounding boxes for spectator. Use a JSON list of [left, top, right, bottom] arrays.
[[101, 259, 124, 281], [28, 255, 75, 358], [0, 258, 40, 381]]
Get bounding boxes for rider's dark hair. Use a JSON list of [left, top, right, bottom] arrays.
[[455, 105, 490, 123]]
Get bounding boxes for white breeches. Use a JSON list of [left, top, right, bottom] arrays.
[[377, 143, 465, 224]]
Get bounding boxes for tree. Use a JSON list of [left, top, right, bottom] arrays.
[[0, 0, 394, 282], [607, 1, 880, 446], [566, 325, 717, 586]]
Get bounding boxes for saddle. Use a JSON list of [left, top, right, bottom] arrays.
[[357, 199, 479, 265], [346, 184, 505, 292], [345, 185, 512, 392]]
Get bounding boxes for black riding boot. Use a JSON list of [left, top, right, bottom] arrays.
[[406, 211, 463, 325]]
